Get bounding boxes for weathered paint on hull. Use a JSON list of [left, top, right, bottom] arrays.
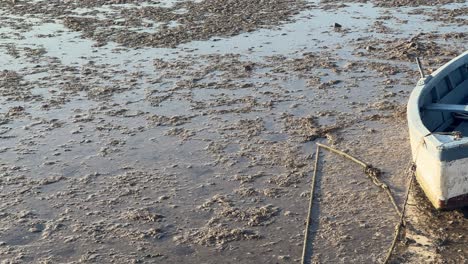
[[415, 169, 468, 209], [441, 158, 468, 208], [412, 149, 468, 209]]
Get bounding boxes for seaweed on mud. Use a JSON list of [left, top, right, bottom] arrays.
[[232, 172, 266, 184], [267, 52, 339, 76], [408, 7, 468, 26], [354, 33, 461, 65], [320, 0, 465, 7], [0, 70, 32, 101], [124, 208, 165, 222], [218, 205, 280, 226], [146, 114, 193, 126], [176, 224, 260, 249], [234, 187, 259, 197], [3, 0, 309, 48], [374, 0, 466, 7], [200, 194, 233, 209], [268, 172, 302, 187], [165, 127, 195, 140], [220, 118, 265, 139], [281, 113, 343, 142], [200, 194, 280, 226]]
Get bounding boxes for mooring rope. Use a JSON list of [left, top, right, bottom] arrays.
[[382, 138, 424, 263], [301, 143, 419, 264], [383, 166, 416, 264], [301, 145, 320, 264], [317, 143, 402, 216]]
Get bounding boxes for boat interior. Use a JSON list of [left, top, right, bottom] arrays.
[[421, 63, 468, 137]]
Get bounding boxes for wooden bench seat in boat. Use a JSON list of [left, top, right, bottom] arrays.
[[424, 103, 468, 113]]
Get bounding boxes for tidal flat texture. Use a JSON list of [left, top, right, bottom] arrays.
[[0, 0, 467, 263]]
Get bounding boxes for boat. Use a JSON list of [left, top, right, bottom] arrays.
[[407, 51, 468, 209]]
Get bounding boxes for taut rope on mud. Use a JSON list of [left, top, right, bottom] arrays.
[[301, 143, 417, 264], [301, 145, 320, 264], [383, 168, 415, 264]]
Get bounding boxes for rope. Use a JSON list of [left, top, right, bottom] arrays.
[[301, 145, 320, 264], [383, 166, 416, 264], [382, 138, 424, 263], [430, 131, 462, 140], [301, 142, 419, 264], [317, 143, 401, 216], [316, 143, 367, 168]]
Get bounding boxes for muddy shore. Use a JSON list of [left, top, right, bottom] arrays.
[[0, 0, 467, 263]]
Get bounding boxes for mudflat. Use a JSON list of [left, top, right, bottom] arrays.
[[0, 0, 466, 263]]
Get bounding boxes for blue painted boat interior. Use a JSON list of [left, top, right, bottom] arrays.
[[421, 64, 468, 135]]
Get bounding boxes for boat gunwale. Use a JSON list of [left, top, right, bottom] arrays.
[[407, 51, 468, 157]]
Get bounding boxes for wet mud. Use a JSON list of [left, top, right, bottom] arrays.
[[0, 0, 467, 263]]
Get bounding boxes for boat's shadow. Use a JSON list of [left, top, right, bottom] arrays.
[[459, 207, 468, 218]]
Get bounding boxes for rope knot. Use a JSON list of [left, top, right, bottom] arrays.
[[365, 165, 382, 179], [452, 131, 463, 140]]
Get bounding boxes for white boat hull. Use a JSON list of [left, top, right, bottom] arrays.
[[410, 134, 468, 208], [408, 51, 468, 209]]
